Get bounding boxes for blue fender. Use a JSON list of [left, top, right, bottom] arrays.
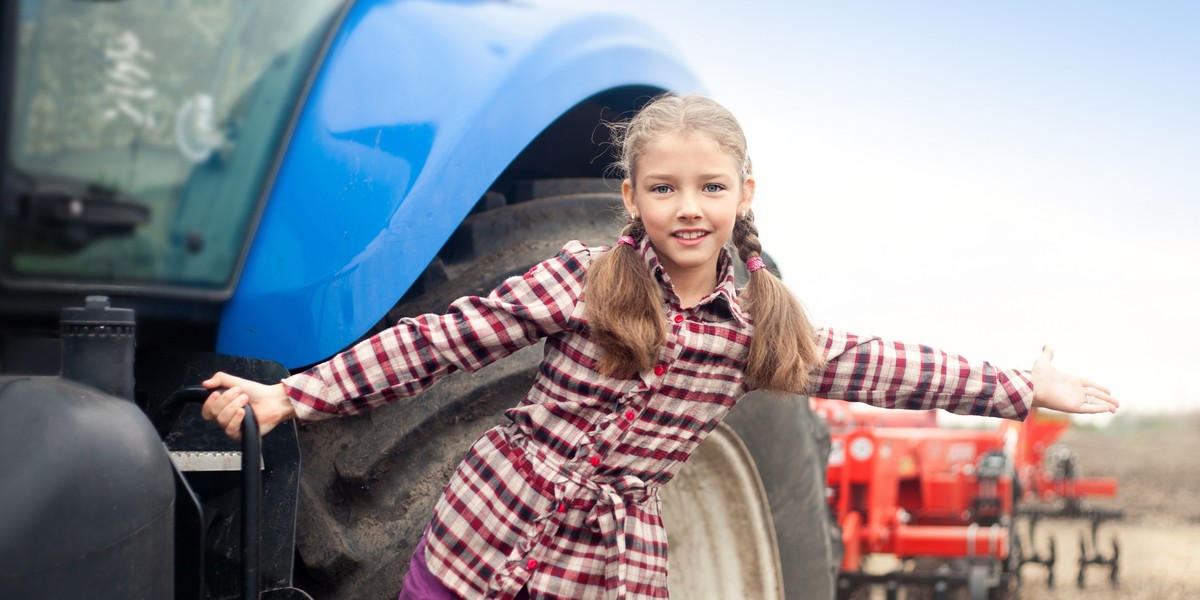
[[216, 0, 700, 368]]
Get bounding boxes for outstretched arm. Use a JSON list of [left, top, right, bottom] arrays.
[[812, 328, 1033, 419], [812, 329, 1119, 420], [1030, 345, 1119, 414], [283, 242, 591, 421]]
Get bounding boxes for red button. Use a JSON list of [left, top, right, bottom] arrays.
[[625, 409, 636, 421], [558, 502, 567, 513], [526, 558, 538, 570], [654, 364, 665, 376], [589, 456, 601, 467], [674, 314, 684, 323]]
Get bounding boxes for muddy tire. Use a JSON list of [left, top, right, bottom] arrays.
[[290, 182, 836, 599]]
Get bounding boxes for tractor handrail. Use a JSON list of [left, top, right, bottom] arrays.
[[242, 403, 261, 600], [154, 385, 262, 599]]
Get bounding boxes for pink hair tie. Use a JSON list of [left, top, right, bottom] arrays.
[[617, 236, 636, 248], [746, 256, 766, 273]]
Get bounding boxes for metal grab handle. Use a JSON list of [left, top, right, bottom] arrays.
[[154, 385, 261, 599], [241, 403, 261, 600], [152, 385, 215, 438]]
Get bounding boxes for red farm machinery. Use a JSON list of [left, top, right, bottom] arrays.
[[817, 399, 1122, 600]]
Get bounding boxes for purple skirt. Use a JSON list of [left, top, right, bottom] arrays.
[[398, 530, 529, 600], [398, 532, 461, 600]]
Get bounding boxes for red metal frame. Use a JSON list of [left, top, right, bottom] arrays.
[[1013, 409, 1118, 503], [815, 399, 1118, 580]]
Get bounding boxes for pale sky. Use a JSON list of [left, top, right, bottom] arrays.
[[558, 1, 1200, 415]]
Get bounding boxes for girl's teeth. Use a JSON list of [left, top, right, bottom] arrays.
[[676, 232, 705, 240]]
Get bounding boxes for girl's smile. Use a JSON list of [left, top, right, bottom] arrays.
[[622, 131, 754, 305], [672, 228, 710, 244]]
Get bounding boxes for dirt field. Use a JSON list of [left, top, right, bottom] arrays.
[[1016, 412, 1200, 599]]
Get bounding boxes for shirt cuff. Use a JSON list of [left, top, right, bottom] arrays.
[[281, 372, 341, 422], [995, 368, 1034, 421]]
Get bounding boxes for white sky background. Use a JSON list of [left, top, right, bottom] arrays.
[[556, 1, 1200, 415]]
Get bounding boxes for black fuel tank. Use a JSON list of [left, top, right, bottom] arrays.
[[0, 376, 174, 599]]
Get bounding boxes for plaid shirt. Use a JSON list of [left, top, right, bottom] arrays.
[[283, 239, 1032, 599]]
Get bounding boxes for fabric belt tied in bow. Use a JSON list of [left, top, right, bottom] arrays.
[[570, 474, 651, 600], [585, 484, 631, 599]]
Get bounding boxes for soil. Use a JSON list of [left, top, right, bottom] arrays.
[[1015, 412, 1200, 599]]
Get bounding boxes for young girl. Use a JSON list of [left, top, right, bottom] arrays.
[[201, 94, 1118, 600]]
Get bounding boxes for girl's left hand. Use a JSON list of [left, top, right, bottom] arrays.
[[1030, 346, 1119, 414]]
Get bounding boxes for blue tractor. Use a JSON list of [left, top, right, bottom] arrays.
[[0, 1, 836, 598]]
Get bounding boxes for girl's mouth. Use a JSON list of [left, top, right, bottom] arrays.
[[672, 230, 709, 246]]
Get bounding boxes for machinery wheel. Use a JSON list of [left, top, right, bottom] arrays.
[[290, 181, 836, 599], [993, 527, 1022, 600], [967, 564, 990, 600], [1077, 534, 1088, 588]]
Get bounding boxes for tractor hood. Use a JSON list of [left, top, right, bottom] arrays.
[[0, 0, 343, 303]]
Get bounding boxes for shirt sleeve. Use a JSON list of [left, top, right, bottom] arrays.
[[810, 327, 1032, 420], [282, 241, 594, 421]]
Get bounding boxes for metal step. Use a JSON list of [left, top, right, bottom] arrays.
[[169, 450, 263, 472]]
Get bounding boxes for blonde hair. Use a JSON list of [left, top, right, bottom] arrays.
[[586, 93, 825, 392]]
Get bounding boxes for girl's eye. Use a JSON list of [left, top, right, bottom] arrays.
[[704, 184, 724, 193], [652, 185, 672, 194]]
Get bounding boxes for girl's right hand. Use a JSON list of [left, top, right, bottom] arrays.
[[200, 372, 296, 440], [1029, 346, 1119, 415]]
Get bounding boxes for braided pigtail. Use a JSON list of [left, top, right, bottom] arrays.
[[733, 211, 825, 393], [584, 220, 666, 378]]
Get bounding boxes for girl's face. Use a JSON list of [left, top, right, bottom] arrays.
[[622, 131, 754, 289]]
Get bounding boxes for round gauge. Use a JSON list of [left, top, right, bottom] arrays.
[[849, 437, 874, 462]]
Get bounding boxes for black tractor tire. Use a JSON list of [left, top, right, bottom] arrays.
[[290, 181, 837, 599], [723, 392, 840, 599]]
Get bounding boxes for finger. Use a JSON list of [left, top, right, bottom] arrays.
[[1081, 391, 1119, 413], [1087, 390, 1120, 412], [200, 385, 238, 421], [215, 389, 245, 428], [1078, 400, 1114, 414], [1083, 386, 1118, 403], [200, 391, 223, 421], [222, 396, 249, 440], [1080, 378, 1112, 396], [224, 406, 244, 441], [1032, 346, 1054, 371], [202, 372, 229, 389]]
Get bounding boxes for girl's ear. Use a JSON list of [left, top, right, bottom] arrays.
[[738, 175, 756, 215], [622, 178, 638, 218]]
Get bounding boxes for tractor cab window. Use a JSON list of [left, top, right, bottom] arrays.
[[2, 0, 342, 292]]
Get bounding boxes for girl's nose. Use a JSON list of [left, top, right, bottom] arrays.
[[676, 192, 702, 219]]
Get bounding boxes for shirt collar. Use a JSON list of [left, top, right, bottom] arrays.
[[632, 237, 750, 327]]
